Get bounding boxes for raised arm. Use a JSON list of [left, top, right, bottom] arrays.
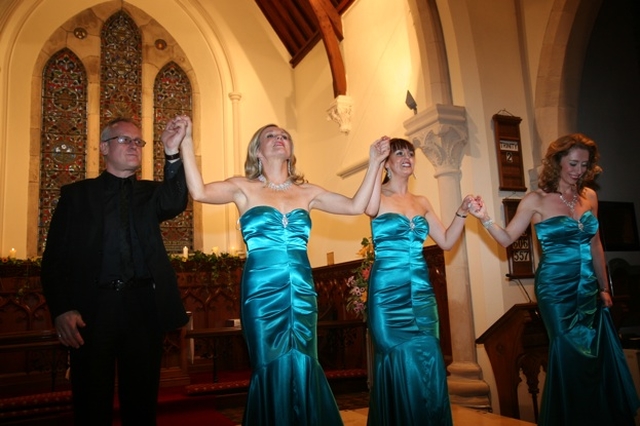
[[469, 194, 537, 247], [311, 137, 389, 215], [365, 138, 388, 217], [168, 116, 240, 206], [425, 194, 476, 250]]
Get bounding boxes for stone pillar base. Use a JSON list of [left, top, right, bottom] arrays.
[[447, 361, 492, 411]]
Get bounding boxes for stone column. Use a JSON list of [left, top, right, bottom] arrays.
[[404, 104, 491, 410]]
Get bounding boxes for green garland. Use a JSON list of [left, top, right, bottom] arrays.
[[1, 251, 245, 289]]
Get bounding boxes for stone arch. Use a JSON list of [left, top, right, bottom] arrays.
[[532, 0, 603, 166], [405, 0, 453, 106], [19, 1, 215, 256]]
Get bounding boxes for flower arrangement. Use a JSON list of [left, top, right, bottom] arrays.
[[346, 237, 374, 321]]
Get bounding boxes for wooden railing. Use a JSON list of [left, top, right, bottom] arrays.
[[0, 245, 449, 398]]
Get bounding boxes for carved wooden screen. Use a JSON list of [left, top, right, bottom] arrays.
[[38, 48, 88, 254], [153, 62, 194, 252]]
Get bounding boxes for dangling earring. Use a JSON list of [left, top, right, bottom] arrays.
[[287, 159, 292, 176], [385, 167, 392, 180], [258, 158, 262, 176]]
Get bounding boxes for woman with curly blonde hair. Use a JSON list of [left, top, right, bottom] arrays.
[[470, 133, 639, 425]]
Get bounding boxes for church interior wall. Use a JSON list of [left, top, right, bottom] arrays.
[[0, 0, 638, 419]]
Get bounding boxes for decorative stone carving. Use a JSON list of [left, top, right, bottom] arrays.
[[404, 104, 468, 174], [326, 95, 353, 134]]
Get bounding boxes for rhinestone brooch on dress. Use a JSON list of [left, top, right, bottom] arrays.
[[258, 174, 292, 191], [281, 215, 289, 228]]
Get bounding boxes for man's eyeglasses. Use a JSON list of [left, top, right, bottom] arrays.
[[102, 135, 147, 147]]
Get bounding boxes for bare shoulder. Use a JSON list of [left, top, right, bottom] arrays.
[[582, 186, 597, 200], [514, 189, 548, 221], [226, 175, 249, 185], [581, 186, 599, 210], [300, 181, 328, 197], [521, 189, 546, 208], [414, 194, 431, 210]]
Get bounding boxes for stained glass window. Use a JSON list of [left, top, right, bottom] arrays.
[[153, 62, 194, 252], [100, 10, 142, 131], [38, 48, 88, 254], [38, 9, 194, 255]]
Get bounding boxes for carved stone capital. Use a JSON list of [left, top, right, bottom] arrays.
[[404, 104, 468, 174], [326, 95, 353, 134]]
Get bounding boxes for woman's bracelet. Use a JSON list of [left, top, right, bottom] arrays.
[[600, 288, 611, 294], [455, 212, 467, 219], [482, 217, 494, 229]]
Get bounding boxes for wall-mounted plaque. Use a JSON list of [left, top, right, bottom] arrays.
[[503, 199, 535, 279], [492, 114, 527, 192]]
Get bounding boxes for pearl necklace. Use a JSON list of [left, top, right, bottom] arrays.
[[258, 174, 292, 191]]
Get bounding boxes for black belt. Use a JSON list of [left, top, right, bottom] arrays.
[[98, 278, 154, 291]]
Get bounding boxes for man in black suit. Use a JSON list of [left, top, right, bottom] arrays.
[[41, 116, 190, 425]]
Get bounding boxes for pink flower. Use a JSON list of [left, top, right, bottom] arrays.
[[361, 267, 370, 281]]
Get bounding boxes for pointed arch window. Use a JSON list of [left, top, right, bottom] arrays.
[[153, 62, 194, 252], [37, 9, 194, 255], [38, 48, 88, 254], [100, 10, 142, 127]]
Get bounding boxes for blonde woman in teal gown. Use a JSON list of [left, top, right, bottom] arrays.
[[469, 133, 640, 425], [177, 117, 390, 425], [364, 138, 476, 425]]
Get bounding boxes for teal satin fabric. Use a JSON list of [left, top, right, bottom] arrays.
[[535, 211, 640, 425], [239, 206, 343, 426], [367, 213, 452, 426]]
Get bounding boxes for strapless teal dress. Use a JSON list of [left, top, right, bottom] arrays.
[[239, 206, 343, 426], [535, 211, 640, 425], [367, 213, 452, 426]]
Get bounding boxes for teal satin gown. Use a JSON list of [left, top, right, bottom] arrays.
[[367, 213, 452, 426], [239, 206, 343, 426], [534, 211, 640, 425]]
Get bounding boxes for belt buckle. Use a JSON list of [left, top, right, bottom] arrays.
[[113, 279, 127, 291]]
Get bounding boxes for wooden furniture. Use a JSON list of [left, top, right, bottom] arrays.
[[0, 330, 66, 393], [0, 245, 449, 398], [476, 303, 549, 422]]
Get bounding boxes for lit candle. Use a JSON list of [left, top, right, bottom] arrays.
[[182, 246, 189, 260], [230, 246, 237, 256], [9, 248, 16, 259], [212, 246, 219, 255]]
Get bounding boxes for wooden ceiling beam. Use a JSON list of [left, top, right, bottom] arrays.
[[308, 0, 346, 96]]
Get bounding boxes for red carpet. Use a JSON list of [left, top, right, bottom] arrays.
[[156, 388, 236, 426], [112, 383, 238, 426]]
